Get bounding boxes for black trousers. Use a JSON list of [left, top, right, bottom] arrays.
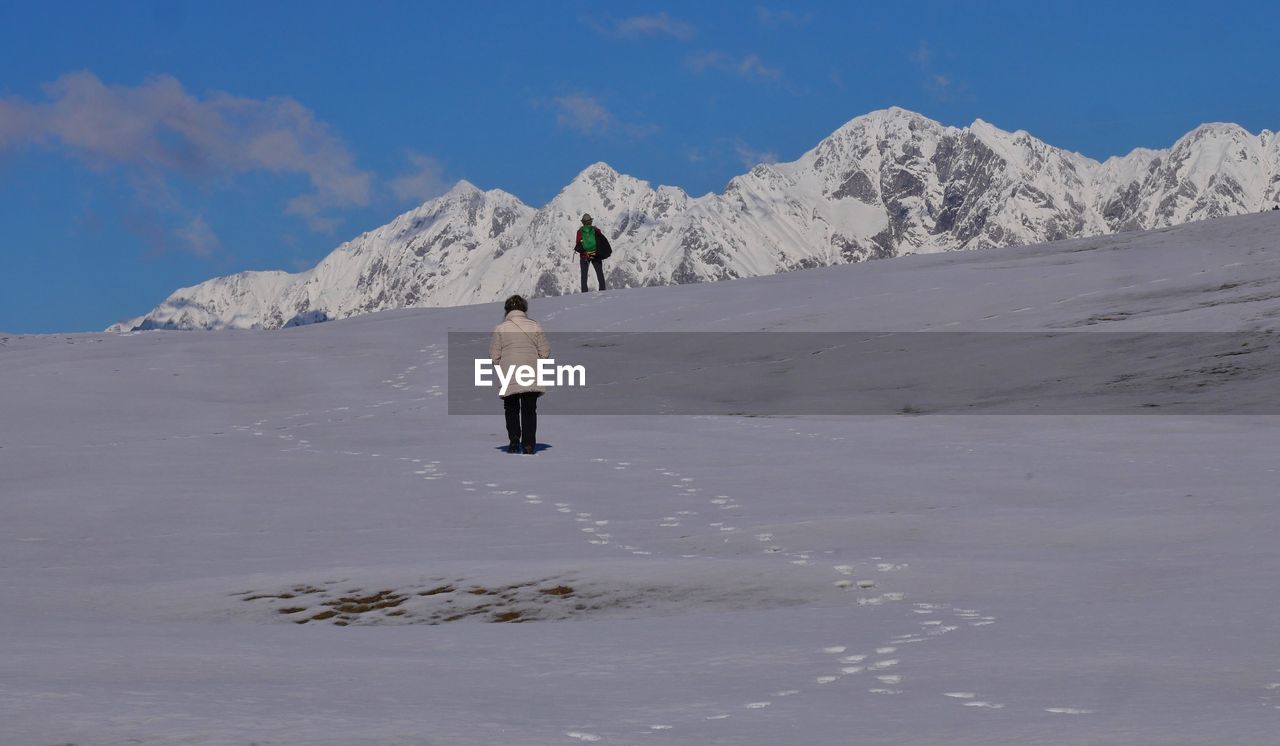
[[502, 392, 540, 447], [580, 256, 607, 292]]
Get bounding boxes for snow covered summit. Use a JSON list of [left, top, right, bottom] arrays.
[[113, 109, 1280, 331]]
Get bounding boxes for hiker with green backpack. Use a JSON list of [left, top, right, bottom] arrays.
[[574, 213, 612, 292]]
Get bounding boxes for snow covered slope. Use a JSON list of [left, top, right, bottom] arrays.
[[114, 109, 1280, 331], [6, 212, 1280, 744]]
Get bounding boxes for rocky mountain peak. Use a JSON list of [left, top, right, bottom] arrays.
[[115, 110, 1280, 331]]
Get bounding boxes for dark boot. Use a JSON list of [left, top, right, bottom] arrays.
[[522, 444, 536, 455], [508, 441, 520, 454], [518, 393, 538, 453]]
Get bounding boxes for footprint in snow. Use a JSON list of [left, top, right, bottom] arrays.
[[573, 450, 986, 727], [942, 691, 1003, 709]]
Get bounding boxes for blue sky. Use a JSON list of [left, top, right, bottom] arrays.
[[1, 0, 1278, 333]]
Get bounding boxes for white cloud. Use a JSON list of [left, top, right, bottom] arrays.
[[911, 41, 932, 67], [912, 42, 968, 102], [115, 172, 218, 258], [551, 94, 658, 139], [610, 12, 696, 40], [735, 140, 778, 169], [0, 71, 372, 234], [0, 98, 41, 150], [176, 215, 220, 257], [756, 5, 813, 27], [687, 52, 782, 81], [390, 150, 447, 204], [554, 94, 613, 134]]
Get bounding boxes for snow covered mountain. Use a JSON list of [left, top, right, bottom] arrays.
[[112, 108, 1280, 331]]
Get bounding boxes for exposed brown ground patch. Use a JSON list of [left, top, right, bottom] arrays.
[[237, 575, 597, 627]]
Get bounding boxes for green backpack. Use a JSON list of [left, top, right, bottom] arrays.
[[580, 225, 597, 252]]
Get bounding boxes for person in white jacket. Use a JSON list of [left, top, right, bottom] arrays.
[[489, 295, 551, 454]]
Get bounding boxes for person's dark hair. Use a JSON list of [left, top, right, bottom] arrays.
[[504, 295, 528, 314]]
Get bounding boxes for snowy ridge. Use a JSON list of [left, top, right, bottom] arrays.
[[9, 213, 1280, 743], [112, 108, 1280, 331]]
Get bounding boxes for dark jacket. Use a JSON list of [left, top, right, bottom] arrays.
[[574, 227, 612, 260]]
